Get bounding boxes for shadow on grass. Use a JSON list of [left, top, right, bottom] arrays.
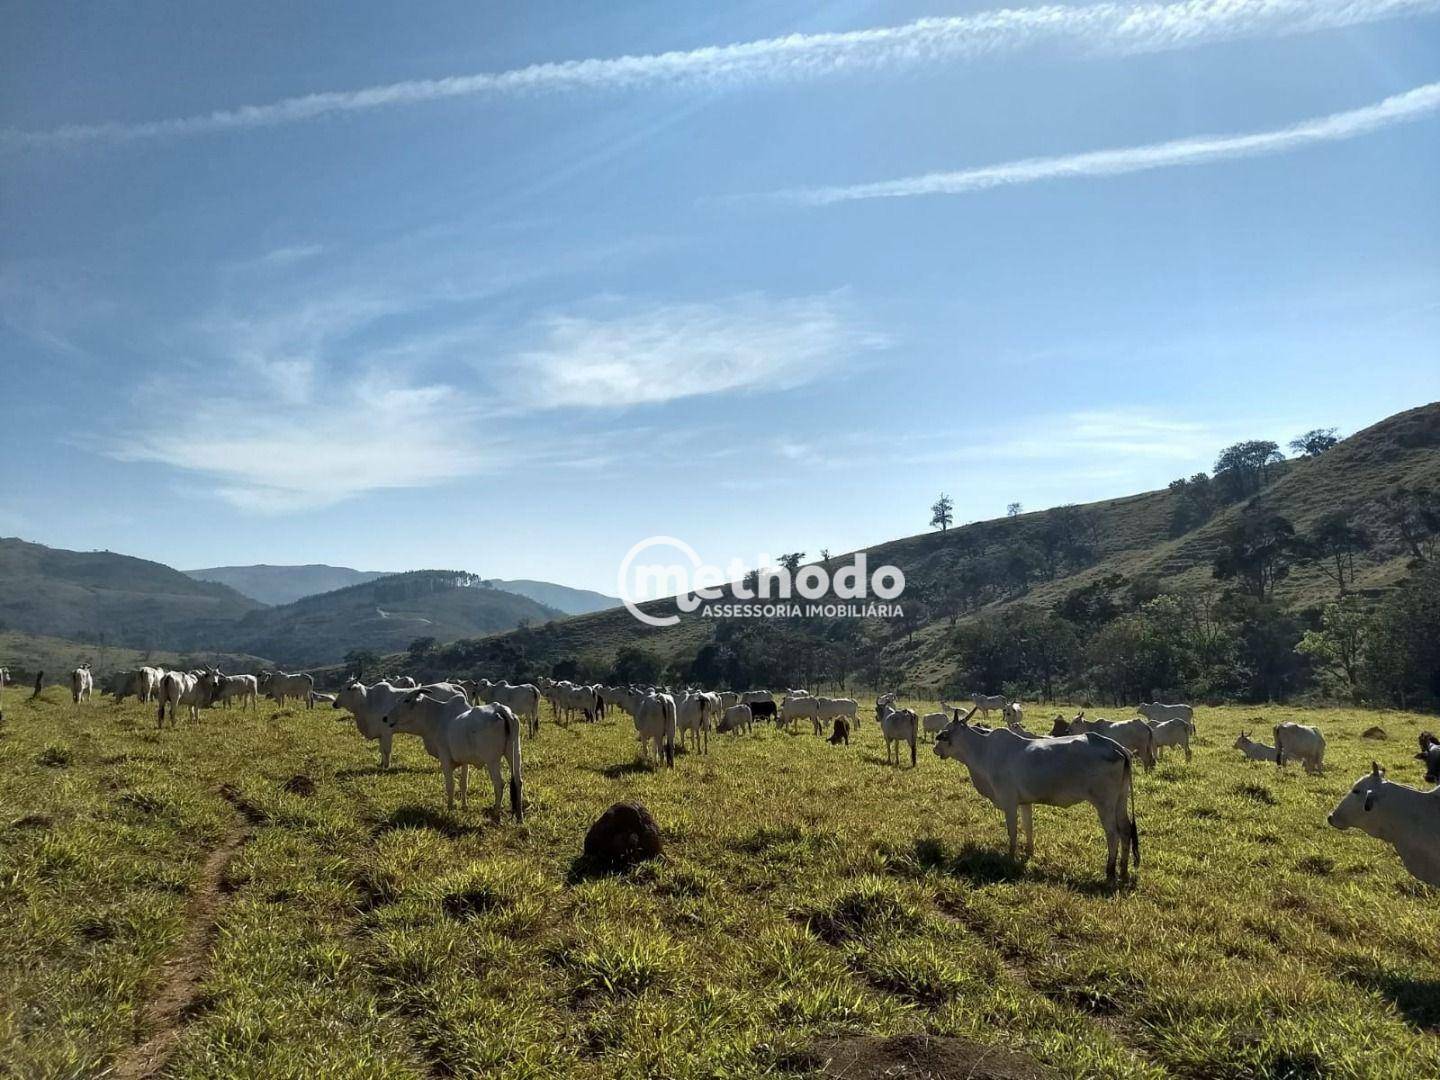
[[374, 803, 487, 838], [925, 838, 1132, 895], [1343, 966, 1440, 1029], [594, 759, 658, 779]]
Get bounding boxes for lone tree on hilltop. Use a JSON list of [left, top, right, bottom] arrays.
[[930, 493, 954, 532], [1289, 428, 1339, 457]]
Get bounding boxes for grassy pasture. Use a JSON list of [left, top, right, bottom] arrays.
[[1, 689, 1438, 1079]]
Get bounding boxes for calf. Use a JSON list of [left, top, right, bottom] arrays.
[[1147, 717, 1193, 762], [70, 664, 93, 704], [1328, 763, 1440, 886], [718, 703, 753, 735], [383, 689, 523, 819], [1234, 731, 1279, 763], [1416, 732, 1440, 783], [828, 716, 851, 746]]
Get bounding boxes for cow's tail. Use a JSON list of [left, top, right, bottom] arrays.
[[1273, 724, 1285, 767], [1125, 752, 1140, 869], [664, 699, 676, 768], [1184, 715, 1196, 737], [909, 716, 918, 767], [156, 696, 166, 727], [504, 705, 524, 822]]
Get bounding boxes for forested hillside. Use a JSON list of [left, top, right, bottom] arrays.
[[392, 403, 1440, 708]]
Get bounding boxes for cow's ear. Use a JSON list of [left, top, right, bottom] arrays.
[[1363, 791, 1377, 812]]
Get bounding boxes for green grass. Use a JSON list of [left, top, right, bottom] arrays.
[[1, 688, 1438, 1077]]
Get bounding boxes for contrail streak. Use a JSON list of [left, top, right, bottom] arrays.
[[5, 0, 1438, 148], [764, 81, 1440, 204]]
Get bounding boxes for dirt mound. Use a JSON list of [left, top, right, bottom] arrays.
[[282, 774, 316, 796], [813, 1034, 1052, 1079], [582, 801, 662, 872]]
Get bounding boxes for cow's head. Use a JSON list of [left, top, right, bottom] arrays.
[[1328, 762, 1385, 831], [1051, 715, 1070, 737], [382, 688, 435, 731], [1233, 731, 1250, 748]]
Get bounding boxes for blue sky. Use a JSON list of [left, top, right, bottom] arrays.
[[2, 0, 1437, 596]]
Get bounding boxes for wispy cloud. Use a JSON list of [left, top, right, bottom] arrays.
[[500, 295, 883, 408], [7, 0, 1438, 148], [110, 373, 492, 513], [766, 81, 1440, 204]]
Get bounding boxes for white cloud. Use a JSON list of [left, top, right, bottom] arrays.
[[769, 81, 1440, 204], [502, 295, 882, 408], [111, 375, 491, 512], [7, 0, 1437, 147]]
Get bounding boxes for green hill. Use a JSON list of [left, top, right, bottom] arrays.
[[185, 563, 388, 606], [223, 571, 563, 667], [415, 402, 1440, 691], [0, 538, 262, 653]]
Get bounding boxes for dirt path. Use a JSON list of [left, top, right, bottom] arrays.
[[108, 800, 251, 1080]]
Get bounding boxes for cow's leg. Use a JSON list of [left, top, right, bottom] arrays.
[[442, 762, 455, 811], [380, 729, 393, 770], [458, 764, 470, 809], [487, 759, 504, 812], [1183, 741, 1192, 763], [1020, 804, 1034, 859], [1004, 805, 1019, 860]]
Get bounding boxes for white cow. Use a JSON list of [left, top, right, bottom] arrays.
[[215, 673, 259, 710], [1234, 731, 1279, 763], [112, 666, 163, 704], [1058, 714, 1156, 771], [876, 699, 919, 767], [157, 669, 221, 727], [261, 671, 314, 709], [332, 679, 467, 769], [676, 692, 711, 754], [815, 697, 859, 733], [781, 694, 820, 733], [382, 690, 523, 819], [1274, 722, 1325, 773], [1138, 702, 1194, 727], [1328, 763, 1440, 886], [920, 710, 950, 741], [970, 693, 1007, 722], [934, 706, 1140, 882], [1146, 717, 1193, 762], [718, 703, 753, 735], [474, 681, 542, 738], [718, 691, 740, 710], [70, 664, 93, 704], [391, 676, 418, 689], [634, 692, 677, 767], [1002, 701, 1024, 728]]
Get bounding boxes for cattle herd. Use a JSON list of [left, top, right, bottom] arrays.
[[31, 662, 1440, 887]]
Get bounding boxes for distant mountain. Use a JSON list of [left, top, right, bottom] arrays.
[[222, 570, 563, 667], [186, 564, 388, 606], [486, 578, 619, 615], [0, 537, 262, 652]]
